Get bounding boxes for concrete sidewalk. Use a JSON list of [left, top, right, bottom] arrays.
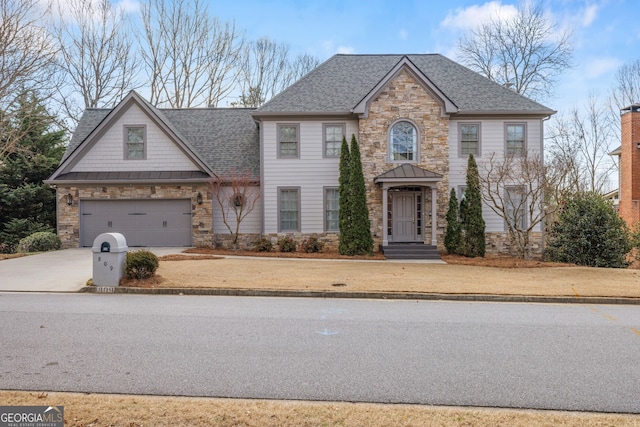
[[0, 248, 185, 292]]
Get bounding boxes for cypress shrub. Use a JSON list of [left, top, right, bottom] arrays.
[[347, 134, 373, 255], [444, 188, 462, 254], [338, 136, 351, 254], [461, 154, 485, 257]]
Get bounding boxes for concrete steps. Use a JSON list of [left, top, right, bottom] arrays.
[[382, 243, 441, 260]]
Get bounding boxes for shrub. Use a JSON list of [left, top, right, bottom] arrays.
[[546, 192, 630, 268], [444, 188, 462, 255], [300, 236, 324, 253], [16, 231, 61, 253], [277, 235, 296, 252], [125, 250, 159, 279], [460, 154, 485, 257], [253, 237, 274, 252], [0, 219, 53, 253]]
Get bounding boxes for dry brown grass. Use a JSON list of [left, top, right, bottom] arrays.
[[116, 249, 640, 299], [2, 391, 639, 427]]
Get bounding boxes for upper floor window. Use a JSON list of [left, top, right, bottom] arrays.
[[390, 120, 418, 162], [125, 126, 146, 160], [323, 124, 345, 158], [505, 123, 526, 156], [460, 123, 480, 156], [278, 124, 299, 158]]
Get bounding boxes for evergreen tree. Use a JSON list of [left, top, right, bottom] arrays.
[[337, 136, 351, 254], [0, 91, 65, 252], [460, 154, 485, 257], [444, 188, 462, 254], [347, 134, 373, 255]]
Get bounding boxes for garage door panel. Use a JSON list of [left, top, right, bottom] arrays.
[[80, 200, 192, 247]]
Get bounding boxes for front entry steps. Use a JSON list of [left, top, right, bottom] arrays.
[[382, 243, 441, 260]]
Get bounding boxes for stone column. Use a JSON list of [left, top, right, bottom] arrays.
[[382, 186, 388, 246]]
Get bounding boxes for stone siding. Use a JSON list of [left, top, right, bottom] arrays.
[[56, 184, 212, 248], [485, 231, 544, 258], [358, 68, 450, 250]]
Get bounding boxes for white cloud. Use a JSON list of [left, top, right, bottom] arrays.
[[583, 57, 623, 79], [398, 29, 408, 40], [337, 45, 355, 54], [441, 1, 518, 30], [582, 4, 598, 27]]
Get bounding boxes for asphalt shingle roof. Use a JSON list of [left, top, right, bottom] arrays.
[[257, 54, 554, 115], [63, 107, 260, 178]]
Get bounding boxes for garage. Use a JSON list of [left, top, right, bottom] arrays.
[[80, 199, 193, 247]]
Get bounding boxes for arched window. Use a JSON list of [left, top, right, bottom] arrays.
[[390, 121, 417, 161]]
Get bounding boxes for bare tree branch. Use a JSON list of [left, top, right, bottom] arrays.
[[52, 0, 139, 127], [456, 2, 573, 102], [139, 0, 244, 108]]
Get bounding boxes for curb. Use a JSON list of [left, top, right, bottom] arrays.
[[79, 286, 640, 305]]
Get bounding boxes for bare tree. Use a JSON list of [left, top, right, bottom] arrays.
[[608, 58, 640, 134], [456, 2, 573, 102], [210, 169, 260, 250], [479, 152, 554, 259], [547, 93, 616, 193], [139, 0, 244, 108], [53, 0, 139, 127], [0, 0, 58, 161]]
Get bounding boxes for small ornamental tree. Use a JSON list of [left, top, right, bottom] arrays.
[[444, 188, 462, 254], [546, 192, 630, 268], [347, 134, 373, 255], [338, 136, 351, 254], [461, 154, 485, 257]]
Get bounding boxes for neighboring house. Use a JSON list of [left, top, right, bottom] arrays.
[[611, 104, 640, 226], [46, 54, 554, 255]]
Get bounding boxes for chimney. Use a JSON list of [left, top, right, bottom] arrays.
[[619, 104, 640, 227]]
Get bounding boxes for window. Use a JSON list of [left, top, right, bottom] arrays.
[[278, 124, 299, 158], [279, 187, 300, 231], [390, 120, 418, 162], [323, 124, 345, 158], [505, 186, 526, 229], [460, 123, 480, 156], [505, 123, 526, 156], [125, 126, 146, 160], [324, 188, 339, 231]]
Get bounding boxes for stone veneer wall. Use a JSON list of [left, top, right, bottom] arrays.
[[358, 68, 450, 250], [485, 231, 544, 258], [56, 184, 212, 248]]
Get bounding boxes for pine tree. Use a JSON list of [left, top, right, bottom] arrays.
[[461, 154, 486, 257], [444, 188, 462, 254], [347, 134, 373, 255], [337, 136, 351, 254]]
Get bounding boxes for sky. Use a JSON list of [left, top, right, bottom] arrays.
[[184, 0, 639, 114]]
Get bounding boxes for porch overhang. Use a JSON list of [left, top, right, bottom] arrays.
[[375, 164, 443, 247]]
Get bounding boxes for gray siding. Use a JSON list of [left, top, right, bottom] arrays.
[[262, 119, 359, 233]]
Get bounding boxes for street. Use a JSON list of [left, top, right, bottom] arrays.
[[0, 293, 639, 413]]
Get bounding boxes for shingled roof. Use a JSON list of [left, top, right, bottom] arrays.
[[61, 105, 260, 178], [256, 54, 554, 115]]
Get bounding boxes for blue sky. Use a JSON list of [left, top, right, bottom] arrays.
[[196, 0, 639, 113]]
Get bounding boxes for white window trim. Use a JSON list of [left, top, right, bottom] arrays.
[[388, 119, 420, 163], [504, 122, 527, 157]]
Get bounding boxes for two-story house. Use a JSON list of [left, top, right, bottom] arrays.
[[46, 54, 554, 256]]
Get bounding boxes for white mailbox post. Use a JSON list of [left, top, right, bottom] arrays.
[[92, 233, 128, 287]]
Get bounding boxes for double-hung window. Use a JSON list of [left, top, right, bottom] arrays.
[[125, 126, 146, 160], [505, 186, 526, 230], [323, 124, 344, 158], [279, 187, 300, 232], [505, 123, 526, 156], [460, 123, 480, 156], [324, 188, 339, 232], [278, 124, 299, 158]]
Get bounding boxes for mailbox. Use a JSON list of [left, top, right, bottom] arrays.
[[91, 233, 128, 287]]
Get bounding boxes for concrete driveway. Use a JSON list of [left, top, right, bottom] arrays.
[[0, 248, 184, 292]]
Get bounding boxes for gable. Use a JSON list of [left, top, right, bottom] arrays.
[[68, 102, 200, 173]]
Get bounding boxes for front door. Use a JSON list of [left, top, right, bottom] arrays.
[[392, 192, 416, 242]]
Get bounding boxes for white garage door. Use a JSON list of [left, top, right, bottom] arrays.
[[80, 199, 192, 247]]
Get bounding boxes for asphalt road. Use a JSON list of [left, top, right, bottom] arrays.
[[1, 293, 639, 413]]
